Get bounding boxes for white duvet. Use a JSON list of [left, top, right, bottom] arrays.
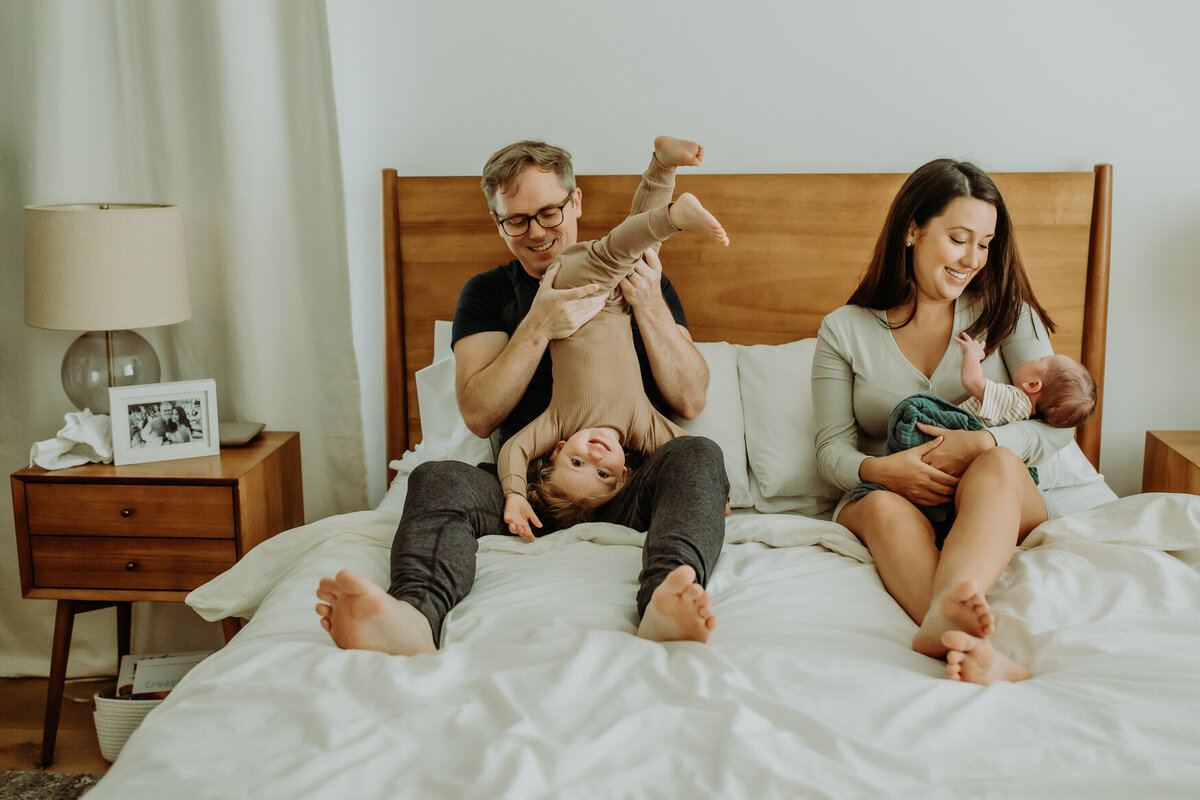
[[86, 486, 1200, 799]]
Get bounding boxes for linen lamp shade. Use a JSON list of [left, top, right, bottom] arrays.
[[24, 203, 191, 413], [25, 203, 190, 329]]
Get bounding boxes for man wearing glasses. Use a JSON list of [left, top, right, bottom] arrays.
[[316, 139, 728, 655]]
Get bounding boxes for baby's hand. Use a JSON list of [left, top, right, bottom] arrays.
[[503, 493, 541, 541], [955, 332, 986, 364]]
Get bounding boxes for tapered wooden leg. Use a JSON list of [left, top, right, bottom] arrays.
[[116, 602, 132, 661], [221, 617, 243, 643], [39, 600, 76, 768]]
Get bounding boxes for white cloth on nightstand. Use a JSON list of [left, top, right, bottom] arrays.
[[30, 409, 114, 469]]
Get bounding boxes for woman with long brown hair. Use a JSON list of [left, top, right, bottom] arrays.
[[813, 159, 1073, 684]]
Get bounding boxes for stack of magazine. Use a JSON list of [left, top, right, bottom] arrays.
[[114, 650, 213, 699]]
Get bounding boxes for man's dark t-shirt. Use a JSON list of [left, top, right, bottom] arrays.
[[451, 259, 688, 447]]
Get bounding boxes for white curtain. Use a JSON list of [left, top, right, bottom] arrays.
[[0, 0, 367, 676]]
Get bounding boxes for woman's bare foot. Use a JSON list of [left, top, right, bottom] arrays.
[[654, 135, 703, 168], [315, 570, 436, 655], [942, 631, 1030, 684], [636, 564, 717, 643], [912, 580, 995, 658], [667, 193, 729, 246]]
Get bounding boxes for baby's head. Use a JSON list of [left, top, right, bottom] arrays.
[[1012, 354, 1096, 428], [527, 428, 628, 527]]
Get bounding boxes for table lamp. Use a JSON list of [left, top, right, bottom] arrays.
[[24, 203, 191, 414]]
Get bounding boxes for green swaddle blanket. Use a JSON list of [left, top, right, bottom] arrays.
[[852, 393, 1038, 543]]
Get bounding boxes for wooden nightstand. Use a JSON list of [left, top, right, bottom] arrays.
[[10, 430, 303, 767], [1142, 431, 1200, 494]]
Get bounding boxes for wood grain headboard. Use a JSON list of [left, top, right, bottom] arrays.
[[384, 165, 1111, 473]]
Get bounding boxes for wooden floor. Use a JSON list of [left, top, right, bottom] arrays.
[[0, 677, 114, 775]]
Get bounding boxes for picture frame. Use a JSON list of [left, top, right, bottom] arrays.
[[109, 379, 220, 465]]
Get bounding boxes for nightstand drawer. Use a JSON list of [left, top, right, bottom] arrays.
[[24, 483, 235, 539], [29, 535, 236, 591]]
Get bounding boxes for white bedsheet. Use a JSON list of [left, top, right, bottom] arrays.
[[87, 491, 1200, 799]]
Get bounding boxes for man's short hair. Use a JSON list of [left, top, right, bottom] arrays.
[[481, 140, 575, 213], [1039, 358, 1097, 428]]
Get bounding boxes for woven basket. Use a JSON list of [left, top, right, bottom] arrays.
[[92, 689, 163, 762]]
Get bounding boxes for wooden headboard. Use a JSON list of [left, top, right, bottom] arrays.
[[384, 166, 1111, 472]]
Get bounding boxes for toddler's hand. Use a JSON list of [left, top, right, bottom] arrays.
[[503, 493, 541, 541], [955, 332, 986, 364]]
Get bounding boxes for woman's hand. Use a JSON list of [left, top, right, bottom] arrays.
[[915, 423, 996, 477], [859, 437, 959, 507], [503, 493, 541, 541]]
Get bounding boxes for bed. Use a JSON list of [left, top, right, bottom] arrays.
[[87, 165, 1200, 798]]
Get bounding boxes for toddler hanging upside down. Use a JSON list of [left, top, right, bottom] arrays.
[[498, 135, 728, 538]]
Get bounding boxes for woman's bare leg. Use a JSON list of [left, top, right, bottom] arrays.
[[837, 491, 940, 624], [933, 448, 1045, 597], [915, 447, 1046, 680], [841, 448, 1044, 683]]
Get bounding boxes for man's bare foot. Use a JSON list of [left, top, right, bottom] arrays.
[[654, 135, 703, 168], [942, 631, 1030, 684], [912, 580, 995, 658], [636, 564, 717, 643], [667, 193, 729, 246], [315, 570, 436, 655]]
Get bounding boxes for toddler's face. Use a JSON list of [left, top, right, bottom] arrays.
[[549, 427, 627, 504]]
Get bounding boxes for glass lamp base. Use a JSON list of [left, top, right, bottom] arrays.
[[61, 330, 162, 414]]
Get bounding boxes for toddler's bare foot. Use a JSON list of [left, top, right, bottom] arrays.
[[654, 135, 703, 168], [942, 631, 1030, 684], [667, 193, 729, 246], [315, 569, 435, 656], [912, 580, 995, 658], [636, 564, 717, 643]]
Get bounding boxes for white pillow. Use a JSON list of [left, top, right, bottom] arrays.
[[433, 320, 453, 362], [413, 356, 493, 464], [736, 339, 841, 515], [378, 355, 493, 512], [675, 341, 752, 508], [1036, 439, 1105, 489]]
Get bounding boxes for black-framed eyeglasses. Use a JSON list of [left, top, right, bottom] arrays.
[[496, 192, 573, 237]]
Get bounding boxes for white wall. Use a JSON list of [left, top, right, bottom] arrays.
[[329, 0, 1200, 504]]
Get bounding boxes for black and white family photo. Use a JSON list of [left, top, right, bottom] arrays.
[[126, 397, 204, 448]]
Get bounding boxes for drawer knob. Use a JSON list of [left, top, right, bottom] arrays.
[[120, 508, 133, 518], [125, 561, 137, 570]]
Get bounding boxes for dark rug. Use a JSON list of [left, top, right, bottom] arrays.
[[0, 770, 100, 800]]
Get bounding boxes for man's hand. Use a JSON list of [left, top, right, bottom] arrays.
[[616, 246, 708, 419], [454, 262, 603, 438], [528, 262, 605, 341], [618, 248, 667, 312], [503, 493, 541, 541]]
